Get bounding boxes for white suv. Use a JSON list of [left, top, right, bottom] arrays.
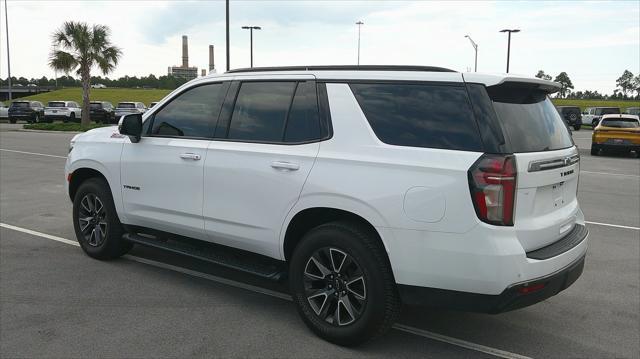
[[65, 66, 588, 345], [44, 101, 82, 123]]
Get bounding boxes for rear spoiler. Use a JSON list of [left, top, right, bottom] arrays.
[[463, 73, 561, 94]]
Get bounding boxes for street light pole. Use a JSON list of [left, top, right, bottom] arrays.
[[4, 0, 12, 100], [356, 21, 364, 65], [464, 35, 478, 72], [241, 26, 261, 68], [225, 0, 230, 72], [499, 29, 520, 73]]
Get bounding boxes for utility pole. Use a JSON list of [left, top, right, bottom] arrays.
[[241, 26, 261, 68], [356, 21, 364, 65], [499, 29, 520, 73], [4, 0, 12, 100], [226, 0, 230, 72], [464, 35, 478, 72]]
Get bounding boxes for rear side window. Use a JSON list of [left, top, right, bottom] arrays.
[[228, 82, 297, 142], [350, 83, 483, 151], [150, 83, 226, 138], [284, 81, 321, 142], [488, 84, 573, 153]]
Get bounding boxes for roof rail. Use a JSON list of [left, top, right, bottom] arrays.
[[226, 65, 457, 74]]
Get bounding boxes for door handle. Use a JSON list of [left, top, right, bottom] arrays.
[[271, 161, 300, 171], [179, 153, 201, 161]]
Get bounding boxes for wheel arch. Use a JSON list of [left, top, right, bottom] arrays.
[[281, 206, 391, 263]]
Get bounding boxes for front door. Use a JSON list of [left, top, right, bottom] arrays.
[[121, 82, 229, 240]]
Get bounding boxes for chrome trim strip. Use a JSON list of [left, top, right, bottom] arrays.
[[528, 153, 580, 172]]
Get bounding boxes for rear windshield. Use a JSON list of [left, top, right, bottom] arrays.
[[350, 83, 483, 151], [90, 103, 103, 109], [488, 84, 573, 153], [48, 102, 65, 107], [117, 103, 135, 109], [601, 118, 639, 128], [11, 102, 29, 108], [595, 108, 620, 115]]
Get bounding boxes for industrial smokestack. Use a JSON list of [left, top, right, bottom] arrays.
[[182, 35, 188, 68], [209, 45, 215, 71]]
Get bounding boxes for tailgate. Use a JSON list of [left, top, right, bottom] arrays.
[[513, 147, 580, 251]]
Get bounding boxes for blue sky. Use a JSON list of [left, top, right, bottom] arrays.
[[0, 1, 638, 94]]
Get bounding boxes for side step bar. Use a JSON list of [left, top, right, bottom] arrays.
[[123, 232, 287, 281]]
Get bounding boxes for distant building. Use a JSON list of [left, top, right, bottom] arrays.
[[168, 35, 198, 81]]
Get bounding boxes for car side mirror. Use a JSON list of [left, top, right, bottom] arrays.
[[118, 113, 143, 143]]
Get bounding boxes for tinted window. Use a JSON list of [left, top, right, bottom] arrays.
[[601, 118, 639, 128], [596, 108, 620, 115], [90, 103, 103, 110], [228, 82, 296, 142], [118, 103, 135, 109], [350, 83, 483, 151], [11, 102, 29, 108], [48, 102, 65, 107], [284, 81, 321, 142], [488, 85, 573, 153], [151, 83, 225, 138]]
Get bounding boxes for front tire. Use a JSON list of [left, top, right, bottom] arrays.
[[9, 118, 16, 124], [70, 112, 76, 123], [289, 221, 400, 346], [591, 145, 599, 156], [573, 124, 581, 131], [72, 178, 132, 259]]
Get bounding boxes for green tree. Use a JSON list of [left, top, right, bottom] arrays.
[[49, 22, 122, 125], [615, 70, 634, 97], [535, 70, 552, 81], [554, 72, 574, 98], [631, 74, 640, 98]]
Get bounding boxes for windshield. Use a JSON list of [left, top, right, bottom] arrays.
[[117, 103, 135, 109], [488, 85, 573, 153], [11, 102, 29, 108], [596, 108, 620, 115], [48, 102, 66, 107], [600, 118, 640, 128]]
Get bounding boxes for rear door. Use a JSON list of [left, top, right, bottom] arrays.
[[203, 76, 321, 258], [487, 83, 580, 252]]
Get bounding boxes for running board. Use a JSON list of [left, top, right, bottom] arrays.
[[123, 232, 287, 281]]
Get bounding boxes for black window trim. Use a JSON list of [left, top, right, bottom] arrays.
[[213, 79, 333, 146], [144, 81, 231, 141]]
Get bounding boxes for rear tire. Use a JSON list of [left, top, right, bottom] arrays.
[[9, 118, 16, 124], [70, 113, 76, 123], [72, 177, 132, 260], [591, 145, 599, 156], [573, 124, 581, 131], [289, 221, 400, 346]]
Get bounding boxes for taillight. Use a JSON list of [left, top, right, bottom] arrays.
[[468, 154, 517, 226]]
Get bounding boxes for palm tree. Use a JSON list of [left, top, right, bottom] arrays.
[[49, 22, 122, 126]]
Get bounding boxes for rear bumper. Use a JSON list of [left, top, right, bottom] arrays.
[[594, 143, 640, 152], [398, 253, 585, 313]]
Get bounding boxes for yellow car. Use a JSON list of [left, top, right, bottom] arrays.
[[591, 114, 640, 156]]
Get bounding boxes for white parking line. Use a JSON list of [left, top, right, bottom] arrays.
[[0, 148, 67, 159], [580, 170, 639, 179], [585, 221, 640, 231], [0, 222, 530, 359]]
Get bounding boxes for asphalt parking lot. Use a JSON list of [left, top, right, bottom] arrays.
[[0, 125, 638, 358]]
